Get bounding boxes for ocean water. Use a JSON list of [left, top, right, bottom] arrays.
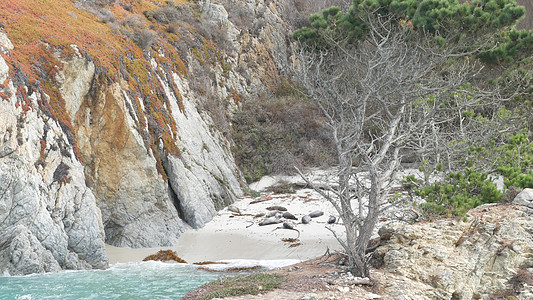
[[0, 259, 299, 300], [0, 261, 219, 300]]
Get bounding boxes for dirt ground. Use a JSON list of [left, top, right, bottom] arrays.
[[183, 252, 384, 300]]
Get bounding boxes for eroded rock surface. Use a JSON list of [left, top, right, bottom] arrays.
[[72, 80, 189, 247], [513, 188, 533, 214], [0, 53, 108, 275], [374, 204, 533, 299]]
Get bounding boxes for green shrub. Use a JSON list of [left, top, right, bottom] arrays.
[[415, 168, 503, 216], [408, 132, 533, 217], [496, 132, 533, 189]]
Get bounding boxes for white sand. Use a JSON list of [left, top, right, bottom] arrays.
[[106, 188, 344, 264]]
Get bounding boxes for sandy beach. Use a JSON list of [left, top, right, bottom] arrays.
[[106, 180, 344, 265]]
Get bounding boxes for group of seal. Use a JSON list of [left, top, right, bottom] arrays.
[[254, 206, 338, 239], [228, 203, 337, 238]]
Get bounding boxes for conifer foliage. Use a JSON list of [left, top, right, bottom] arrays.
[[294, 0, 531, 64]]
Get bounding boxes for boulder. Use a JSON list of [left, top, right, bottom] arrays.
[[513, 188, 533, 211]]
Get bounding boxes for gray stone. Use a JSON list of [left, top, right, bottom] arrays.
[[0, 32, 14, 51], [2, 225, 61, 274], [0, 55, 9, 83], [0, 65, 108, 275], [300, 293, 318, 300], [513, 188, 533, 208], [0, 146, 14, 158]]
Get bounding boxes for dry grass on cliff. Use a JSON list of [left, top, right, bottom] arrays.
[[231, 90, 336, 183]]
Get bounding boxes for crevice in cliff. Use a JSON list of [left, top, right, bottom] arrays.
[[167, 180, 186, 222], [163, 163, 189, 226]]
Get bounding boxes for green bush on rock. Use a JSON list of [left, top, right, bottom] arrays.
[[414, 169, 503, 216], [407, 132, 533, 217]]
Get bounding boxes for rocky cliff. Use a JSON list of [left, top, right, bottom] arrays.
[[0, 0, 296, 275], [0, 43, 108, 274], [373, 201, 533, 299]]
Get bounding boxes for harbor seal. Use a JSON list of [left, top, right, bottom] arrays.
[[302, 215, 311, 224], [282, 212, 297, 220], [273, 222, 300, 238], [259, 217, 283, 226], [266, 206, 287, 211], [309, 210, 324, 218], [266, 211, 283, 218], [228, 205, 241, 214], [327, 216, 337, 224]]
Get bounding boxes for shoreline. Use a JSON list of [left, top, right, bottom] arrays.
[[106, 188, 343, 265]]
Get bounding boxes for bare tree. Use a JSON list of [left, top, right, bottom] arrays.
[[293, 10, 527, 277]]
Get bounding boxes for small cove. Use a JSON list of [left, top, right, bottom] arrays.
[[0, 261, 219, 300], [0, 259, 299, 299]]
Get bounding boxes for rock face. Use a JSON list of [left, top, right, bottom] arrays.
[[0, 54, 108, 275], [374, 204, 533, 300], [0, 0, 295, 274], [71, 78, 189, 247]]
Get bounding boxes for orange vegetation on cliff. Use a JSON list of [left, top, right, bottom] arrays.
[[0, 0, 190, 177]]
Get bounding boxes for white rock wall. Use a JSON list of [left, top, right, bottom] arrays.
[[0, 53, 108, 275]]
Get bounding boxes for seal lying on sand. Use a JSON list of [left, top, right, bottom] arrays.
[[301, 215, 311, 224], [259, 217, 283, 226], [327, 215, 337, 224], [266, 211, 283, 218], [282, 212, 297, 220], [273, 222, 300, 238], [266, 205, 287, 211], [228, 205, 241, 214], [309, 210, 324, 218]]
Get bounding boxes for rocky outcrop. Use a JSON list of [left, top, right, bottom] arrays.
[[203, 0, 295, 96], [0, 53, 108, 275], [373, 204, 533, 299], [71, 75, 189, 247], [0, 0, 295, 274]]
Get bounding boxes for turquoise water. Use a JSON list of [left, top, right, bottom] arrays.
[[0, 261, 220, 300]]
